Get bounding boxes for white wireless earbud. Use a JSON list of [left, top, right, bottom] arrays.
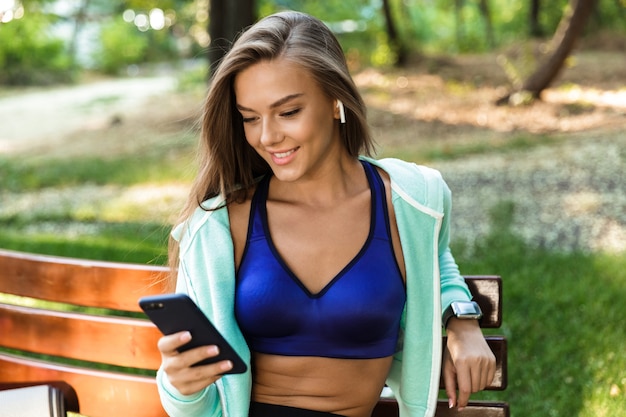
[[337, 100, 346, 124]]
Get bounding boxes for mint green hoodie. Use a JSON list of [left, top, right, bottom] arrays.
[[157, 157, 472, 417]]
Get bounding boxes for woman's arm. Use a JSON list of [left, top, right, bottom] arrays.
[[438, 179, 496, 410]]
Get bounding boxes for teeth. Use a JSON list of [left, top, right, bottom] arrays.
[[274, 150, 295, 158]]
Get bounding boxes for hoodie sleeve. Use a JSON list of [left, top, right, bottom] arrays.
[[154, 255, 224, 417], [156, 367, 222, 417], [438, 177, 472, 312]]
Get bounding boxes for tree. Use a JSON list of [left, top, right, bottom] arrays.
[[454, 0, 495, 50], [497, 0, 597, 105], [67, 0, 96, 69], [381, 0, 408, 65], [208, 0, 256, 76], [0, 0, 75, 85], [529, 0, 543, 37], [477, 0, 495, 48]]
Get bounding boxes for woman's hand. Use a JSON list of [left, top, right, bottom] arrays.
[[157, 331, 234, 396], [442, 318, 496, 410]]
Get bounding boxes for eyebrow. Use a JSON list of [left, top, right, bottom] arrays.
[[236, 93, 304, 112]]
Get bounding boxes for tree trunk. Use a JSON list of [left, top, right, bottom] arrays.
[[497, 0, 596, 105], [208, 0, 256, 76], [382, 0, 408, 66], [478, 0, 495, 48], [68, 0, 91, 69], [454, 0, 464, 49], [529, 0, 543, 37]]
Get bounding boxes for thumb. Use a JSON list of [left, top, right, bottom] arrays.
[[442, 349, 457, 409]]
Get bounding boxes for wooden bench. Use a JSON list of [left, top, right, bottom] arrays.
[[0, 248, 508, 417]]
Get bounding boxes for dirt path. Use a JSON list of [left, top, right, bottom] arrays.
[[0, 75, 177, 154]]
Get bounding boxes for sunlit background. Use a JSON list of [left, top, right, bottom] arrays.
[[0, 3, 625, 415]]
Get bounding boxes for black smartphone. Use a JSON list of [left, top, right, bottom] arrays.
[[139, 293, 247, 373]]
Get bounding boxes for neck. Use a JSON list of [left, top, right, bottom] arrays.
[[269, 156, 365, 209]]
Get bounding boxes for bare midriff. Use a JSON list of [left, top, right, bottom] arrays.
[[251, 352, 393, 417]]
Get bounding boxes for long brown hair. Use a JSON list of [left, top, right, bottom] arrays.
[[168, 11, 375, 284]]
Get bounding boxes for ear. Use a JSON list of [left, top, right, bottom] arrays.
[[335, 100, 346, 124]]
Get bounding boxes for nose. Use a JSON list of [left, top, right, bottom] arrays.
[[259, 117, 282, 147]]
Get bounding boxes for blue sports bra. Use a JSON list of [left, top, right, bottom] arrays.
[[235, 161, 406, 359]]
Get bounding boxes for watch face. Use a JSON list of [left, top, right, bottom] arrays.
[[452, 301, 482, 318]]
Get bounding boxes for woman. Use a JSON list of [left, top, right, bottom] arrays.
[[156, 10, 495, 417]]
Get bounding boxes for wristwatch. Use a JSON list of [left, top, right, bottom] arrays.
[[442, 301, 483, 328]]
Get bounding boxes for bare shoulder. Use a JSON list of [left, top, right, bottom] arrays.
[[373, 165, 406, 280], [373, 166, 392, 199], [227, 189, 254, 269]]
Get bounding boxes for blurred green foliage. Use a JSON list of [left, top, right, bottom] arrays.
[[93, 17, 150, 74], [0, 0, 624, 84], [260, 0, 626, 63], [0, 13, 74, 85]]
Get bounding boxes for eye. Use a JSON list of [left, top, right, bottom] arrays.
[[240, 114, 258, 124], [281, 108, 301, 118]]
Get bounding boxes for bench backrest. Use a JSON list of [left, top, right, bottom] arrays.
[[0, 249, 507, 417], [0, 249, 169, 417]]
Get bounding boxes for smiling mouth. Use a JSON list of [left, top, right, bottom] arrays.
[[272, 148, 298, 159]]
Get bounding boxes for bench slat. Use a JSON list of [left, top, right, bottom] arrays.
[[0, 353, 167, 417], [434, 400, 510, 417], [373, 398, 509, 417], [0, 303, 506, 388], [0, 249, 169, 312], [464, 275, 502, 328], [0, 250, 502, 323], [0, 303, 162, 369]]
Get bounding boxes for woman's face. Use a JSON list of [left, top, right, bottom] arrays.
[[234, 58, 344, 183]]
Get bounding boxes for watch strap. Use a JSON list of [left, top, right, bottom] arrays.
[[442, 304, 455, 328]]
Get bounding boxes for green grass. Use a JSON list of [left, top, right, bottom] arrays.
[[379, 132, 562, 164], [0, 147, 195, 192], [450, 202, 626, 417], [0, 127, 195, 264], [0, 220, 169, 265]]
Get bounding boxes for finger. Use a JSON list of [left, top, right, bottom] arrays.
[[167, 360, 233, 396], [170, 345, 221, 370], [482, 354, 497, 390], [158, 331, 191, 355], [470, 359, 485, 393], [475, 352, 496, 391], [477, 361, 490, 391], [455, 361, 472, 410], [442, 349, 457, 409]]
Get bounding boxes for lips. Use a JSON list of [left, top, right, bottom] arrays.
[[269, 147, 299, 165], [273, 149, 296, 158]]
